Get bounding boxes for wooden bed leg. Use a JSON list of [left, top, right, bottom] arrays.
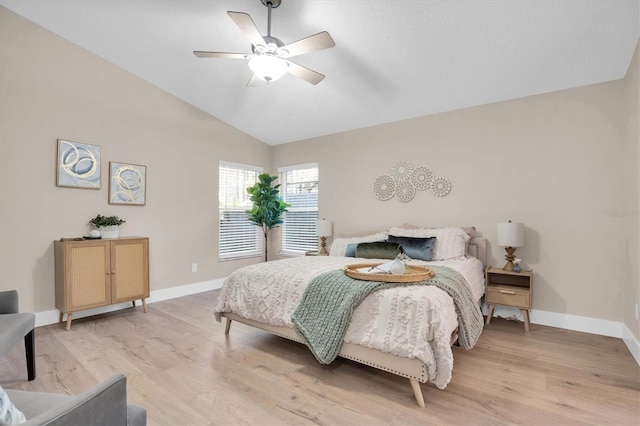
[[225, 318, 232, 335], [409, 379, 425, 408]]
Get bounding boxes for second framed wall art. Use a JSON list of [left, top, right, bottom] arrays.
[[109, 162, 146, 205]]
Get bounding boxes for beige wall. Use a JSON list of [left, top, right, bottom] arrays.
[[622, 42, 640, 339], [273, 70, 632, 323], [2, 4, 638, 330], [0, 7, 270, 312]]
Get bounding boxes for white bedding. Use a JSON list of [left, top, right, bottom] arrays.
[[214, 255, 484, 389]]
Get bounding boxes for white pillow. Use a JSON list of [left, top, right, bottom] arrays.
[[329, 231, 389, 257], [388, 226, 470, 260], [0, 385, 26, 425]]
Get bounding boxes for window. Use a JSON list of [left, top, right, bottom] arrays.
[[279, 163, 319, 255], [219, 161, 263, 260]]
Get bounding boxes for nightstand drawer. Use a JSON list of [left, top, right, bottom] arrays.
[[486, 285, 530, 309]]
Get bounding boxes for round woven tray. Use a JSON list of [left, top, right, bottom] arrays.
[[343, 263, 434, 282]]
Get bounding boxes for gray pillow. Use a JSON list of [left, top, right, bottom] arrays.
[[344, 243, 358, 257], [387, 235, 436, 261], [355, 242, 404, 259]]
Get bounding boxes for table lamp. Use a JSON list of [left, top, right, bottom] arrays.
[[317, 218, 333, 255], [497, 220, 524, 271]]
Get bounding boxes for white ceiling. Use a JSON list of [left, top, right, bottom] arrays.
[[1, 0, 638, 145]]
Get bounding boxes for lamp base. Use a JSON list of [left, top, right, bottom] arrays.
[[319, 236, 329, 255], [502, 247, 517, 271]]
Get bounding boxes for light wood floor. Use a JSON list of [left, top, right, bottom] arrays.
[[1, 290, 638, 425]]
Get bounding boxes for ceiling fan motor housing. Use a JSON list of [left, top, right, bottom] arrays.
[[252, 35, 285, 55], [261, 0, 281, 8]]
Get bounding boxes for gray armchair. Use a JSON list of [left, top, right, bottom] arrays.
[[6, 373, 147, 426], [0, 290, 35, 380]]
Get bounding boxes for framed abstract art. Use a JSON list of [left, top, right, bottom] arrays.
[[56, 139, 101, 189], [109, 162, 146, 205]]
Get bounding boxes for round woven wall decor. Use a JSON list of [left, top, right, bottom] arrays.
[[431, 177, 452, 197], [411, 166, 434, 190], [390, 158, 414, 183], [395, 180, 416, 202], [373, 175, 396, 200]]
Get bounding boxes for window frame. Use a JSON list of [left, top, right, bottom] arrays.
[[278, 162, 319, 257], [218, 161, 264, 261]]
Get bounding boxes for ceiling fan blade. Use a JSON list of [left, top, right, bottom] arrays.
[[227, 11, 266, 48], [279, 31, 335, 58], [286, 61, 325, 85], [193, 51, 248, 59]]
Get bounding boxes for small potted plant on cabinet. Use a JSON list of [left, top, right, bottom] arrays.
[[89, 214, 126, 239]]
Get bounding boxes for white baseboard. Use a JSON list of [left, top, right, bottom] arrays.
[[484, 304, 639, 366], [622, 324, 640, 365], [35, 280, 640, 367], [34, 278, 225, 327]]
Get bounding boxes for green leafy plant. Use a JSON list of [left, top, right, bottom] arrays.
[[89, 214, 126, 228], [245, 173, 290, 262]]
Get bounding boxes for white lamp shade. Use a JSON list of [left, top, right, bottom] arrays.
[[497, 222, 524, 247], [316, 219, 333, 237], [248, 55, 288, 82]]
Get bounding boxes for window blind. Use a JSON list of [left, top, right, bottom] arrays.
[[279, 164, 319, 255], [219, 161, 263, 260]]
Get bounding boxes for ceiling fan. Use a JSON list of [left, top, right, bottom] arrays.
[[194, 0, 335, 86]]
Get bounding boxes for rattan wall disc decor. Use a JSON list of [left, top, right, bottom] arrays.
[[372, 159, 452, 201]]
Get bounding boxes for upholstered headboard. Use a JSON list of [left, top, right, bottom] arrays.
[[467, 237, 487, 267]]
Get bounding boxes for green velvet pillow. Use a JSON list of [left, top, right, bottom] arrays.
[[387, 235, 436, 261], [355, 242, 404, 259]]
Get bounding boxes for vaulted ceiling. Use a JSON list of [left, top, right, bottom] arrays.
[[1, 0, 638, 145]]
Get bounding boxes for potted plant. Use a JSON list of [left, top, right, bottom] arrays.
[[245, 173, 290, 262], [89, 214, 126, 239]]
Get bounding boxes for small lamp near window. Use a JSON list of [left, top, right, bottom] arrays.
[[497, 220, 524, 271], [317, 218, 333, 255]]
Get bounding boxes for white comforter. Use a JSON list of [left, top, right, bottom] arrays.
[[214, 256, 484, 389]]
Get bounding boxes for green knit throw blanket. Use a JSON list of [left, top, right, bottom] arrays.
[[291, 265, 483, 365]]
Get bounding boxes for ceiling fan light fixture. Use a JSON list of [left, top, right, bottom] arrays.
[[248, 54, 288, 82]]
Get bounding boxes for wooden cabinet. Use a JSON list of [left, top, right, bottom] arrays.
[[54, 237, 149, 330], [485, 266, 533, 332]]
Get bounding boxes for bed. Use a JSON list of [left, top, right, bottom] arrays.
[[214, 226, 487, 407]]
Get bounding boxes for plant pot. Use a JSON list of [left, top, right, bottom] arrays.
[[99, 225, 121, 239]]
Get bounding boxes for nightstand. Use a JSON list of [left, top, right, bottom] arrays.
[[485, 266, 533, 332]]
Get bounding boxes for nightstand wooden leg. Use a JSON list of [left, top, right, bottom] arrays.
[[521, 309, 530, 332], [59, 312, 64, 324], [142, 299, 147, 313], [225, 318, 232, 335], [486, 304, 495, 325]]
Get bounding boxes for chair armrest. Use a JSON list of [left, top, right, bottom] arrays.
[[24, 374, 129, 426], [0, 290, 19, 314]]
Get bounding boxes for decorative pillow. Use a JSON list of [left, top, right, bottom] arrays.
[[0, 385, 27, 425], [400, 223, 477, 238], [388, 226, 470, 260], [355, 242, 404, 259], [329, 231, 389, 257], [344, 243, 358, 257], [387, 235, 436, 261]]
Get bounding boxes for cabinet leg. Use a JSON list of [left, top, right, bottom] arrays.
[[521, 309, 530, 332], [65, 313, 73, 331], [59, 312, 64, 324], [142, 299, 147, 313], [486, 304, 495, 325], [132, 300, 136, 308]]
